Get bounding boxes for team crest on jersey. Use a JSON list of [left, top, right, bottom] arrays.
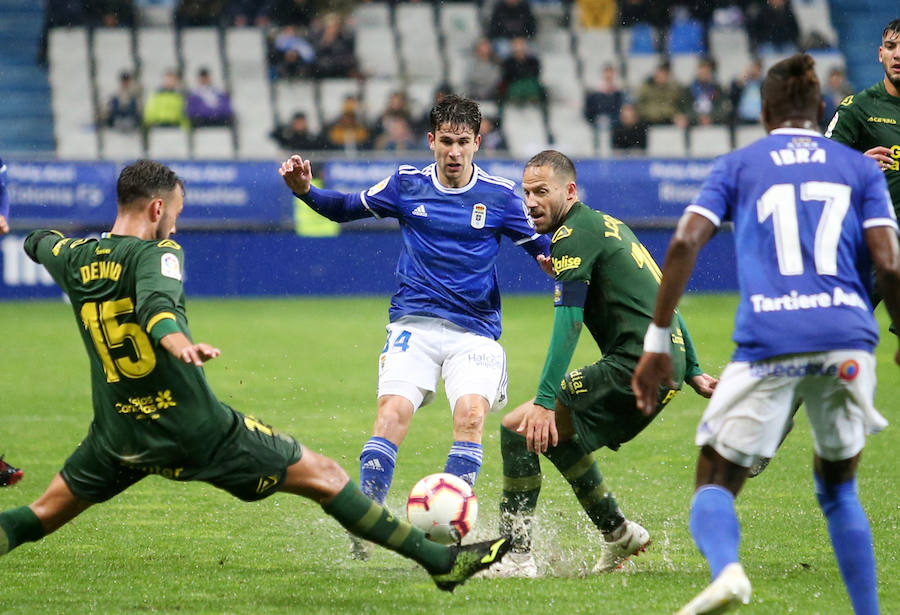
[[161, 252, 181, 280], [552, 225, 572, 243], [471, 203, 487, 229], [367, 176, 390, 196], [838, 359, 859, 381]]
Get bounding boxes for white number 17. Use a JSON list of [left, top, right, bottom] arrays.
[[756, 181, 851, 276]]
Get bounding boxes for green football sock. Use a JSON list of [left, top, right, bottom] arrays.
[[0, 506, 45, 556], [499, 425, 542, 552], [543, 438, 625, 533], [322, 481, 452, 574]]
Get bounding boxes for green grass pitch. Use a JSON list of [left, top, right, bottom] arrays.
[[1, 294, 897, 614]]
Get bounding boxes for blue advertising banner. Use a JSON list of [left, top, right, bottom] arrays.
[[0, 228, 737, 301], [6, 161, 292, 231]]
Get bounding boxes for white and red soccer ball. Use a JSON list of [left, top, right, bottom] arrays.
[[406, 473, 478, 544]]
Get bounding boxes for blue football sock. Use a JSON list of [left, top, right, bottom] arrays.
[[444, 441, 483, 487], [815, 473, 879, 615], [689, 484, 741, 580], [358, 437, 397, 505]]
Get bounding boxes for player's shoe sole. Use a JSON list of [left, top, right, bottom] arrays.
[[432, 537, 511, 592], [0, 456, 23, 487], [675, 563, 752, 615], [592, 520, 651, 573]]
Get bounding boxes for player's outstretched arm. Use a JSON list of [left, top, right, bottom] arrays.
[[279, 155, 313, 195], [160, 332, 221, 366], [866, 225, 900, 365], [633, 212, 715, 414]]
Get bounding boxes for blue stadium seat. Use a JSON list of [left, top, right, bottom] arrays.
[[668, 18, 705, 54], [628, 24, 656, 54]]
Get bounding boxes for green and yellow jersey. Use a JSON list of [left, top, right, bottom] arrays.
[[826, 81, 900, 217], [534, 202, 701, 409], [24, 230, 233, 467]]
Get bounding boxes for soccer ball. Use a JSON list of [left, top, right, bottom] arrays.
[[406, 473, 478, 544]]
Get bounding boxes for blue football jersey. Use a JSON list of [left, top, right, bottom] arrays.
[[687, 128, 897, 361], [359, 162, 545, 340]]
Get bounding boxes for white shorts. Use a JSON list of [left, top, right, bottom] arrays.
[[377, 315, 508, 413], [696, 350, 886, 466]]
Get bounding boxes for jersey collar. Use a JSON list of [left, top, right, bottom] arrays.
[[770, 127, 822, 137], [429, 162, 480, 194]]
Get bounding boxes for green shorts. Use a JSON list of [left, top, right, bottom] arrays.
[[61, 406, 303, 503], [557, 357, 679, 452]]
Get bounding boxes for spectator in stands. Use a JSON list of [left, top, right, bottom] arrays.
[[465, 38, 502, 103], [821, 66, 853, 129], [374, 114, 417, 152], [488, 0, 537, 57], [612, 102, 648, 151], [634, 61, 690, 127], [175, 0, 227, 27], [143, 70, 188, 131], [186, 67, 234, 128], [84, 0, 136, 27], [273, 25, 316, 79], [228, 0, 271, 26], [265, 0, 315, 28], [373, 91, 415, 140], [689, 57, 731, 125], [325, 96, 371, 150], [311, 13, 358, 79], [479, 115, 508, 152], [271, 112, 328, 150], [728, 57, 763, 125], [500, 37, 545, 106], [584, 64, 624, 127], [104, 71, 142, 132], [746, 0, 799, 55]]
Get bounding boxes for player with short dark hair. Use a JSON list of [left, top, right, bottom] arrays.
[[0, 159, 511, 591], [634, 54, 900, 615], [484, 149, 715, 577], [280, 95, 550, 559]]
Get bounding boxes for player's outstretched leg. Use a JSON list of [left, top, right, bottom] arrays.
[[814, 471, 879, 615], [431, 537, 511, 591], [0, 455, 23, 487], [482, 425, 541, 578]]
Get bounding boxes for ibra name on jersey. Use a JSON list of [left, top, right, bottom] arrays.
[[750, 286, 867, 313]]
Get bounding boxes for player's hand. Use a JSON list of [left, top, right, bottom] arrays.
[[863, 146, 895, 170], [279, 155, 313, 195], [517, 403, 558, 453], [0, 214, 8, 235], [688, 372, 717, 398], [178, 343, 221, 366], [632, 352, 676, 415], [536, 254, 555, 278]]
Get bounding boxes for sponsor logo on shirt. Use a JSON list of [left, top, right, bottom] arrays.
[[750, 361, 837, 378], [411, 204, 428, 217], [866, 116, 897, 124], [838, 359, 860, 381], [552, 254, 582, 273]]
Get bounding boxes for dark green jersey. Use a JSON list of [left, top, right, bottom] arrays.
[[826, 81, 900, 216], [550, 202, 688, 366], [24, 230, 232, 466]]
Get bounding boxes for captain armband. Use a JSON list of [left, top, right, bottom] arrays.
[[643, 323, 671, 354]]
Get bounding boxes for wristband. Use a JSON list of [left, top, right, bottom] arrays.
[[643, 323, 671, 354]]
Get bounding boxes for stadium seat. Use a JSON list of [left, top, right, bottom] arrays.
[[274, 80, 320, 134], [577, 29, 618, 86], [647, 125, 687, 158], [709, 27, 751, 84], [353, 2, 391, 29], [624, 54, 660, 90], [101, 129, 144, 160], [56, 130, 99, 160], [536, 26, 572, 54], [734, 124, 766, 149], [356, 27, 400, 79], [596, 122, 612, 158], [688, 125, 732, 158], [440, 3, 481, 57], [502, 104, 549, 158], [192, 127, 235, 159], [148, 127, 189, 158], [362, 78, 403, 124], [49, 28, 95, 158], [181, 28, 225, 88], [624, 24, 657, 54], [237, 131, 280, 159], [671, 54, 701, 86], [395, 5, 442, 80], [667, 18, 705, 54], [549, 106, 595, 156], [406, 79, 441, 119], [319, 78, 362, 125], [225, 28, 267, 80], [808, 51, 846, 86], [137, 28, 178, 101], [791, 0, 838, 47], [540, 51, 583, 107], [93, 28, 136, 104]]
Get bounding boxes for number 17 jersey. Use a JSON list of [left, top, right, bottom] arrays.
[[687, 127, 897, 362]]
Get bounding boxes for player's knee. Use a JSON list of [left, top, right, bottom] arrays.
[[453, 397, 488, 432], [373, 397, 413, 437]]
